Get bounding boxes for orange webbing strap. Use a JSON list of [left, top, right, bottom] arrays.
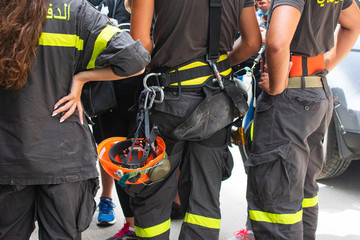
[[289, 54, 325, 77]]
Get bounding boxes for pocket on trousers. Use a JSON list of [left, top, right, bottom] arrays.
[[256, 91, 274, 113], [77, 178, 99, 232], [221, 147, 234, 181], [154, 92, 192, 118], [246, 141, 291, 204], [285, 89, 324, 108]]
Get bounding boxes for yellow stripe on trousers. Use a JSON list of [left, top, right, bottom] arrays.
[[303, 195, 318, 208], [249, 195, 318, 224], [135, 219, 171, 238], [249, 209, 303, 225], [184, 212, 221, 229]]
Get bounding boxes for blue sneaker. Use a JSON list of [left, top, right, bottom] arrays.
[[97, 197, 116, 226]]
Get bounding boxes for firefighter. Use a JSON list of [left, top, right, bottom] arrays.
[[246, 0, 360, 239], [0, 0, 149, 239], [125, 0, 261, 239]]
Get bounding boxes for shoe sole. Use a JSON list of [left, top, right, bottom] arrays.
[[120, 237, 138, 240], [96, 219, 117, 226]]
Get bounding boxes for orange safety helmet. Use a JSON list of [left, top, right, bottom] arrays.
[[97, 136, 168, 185]]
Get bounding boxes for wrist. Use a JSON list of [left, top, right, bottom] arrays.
[[73, 72, 89, 84]]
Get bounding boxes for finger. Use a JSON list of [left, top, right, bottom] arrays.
[[258, 84, 265, 90], [52, 100, 74, 116], [288, 61, 293, 73], [260, 73, 268, 80], [52, 97, 74, 117], [53, 95, 72, 110], [77, 103, 84, 125], [60, 104, 77, 123], [263, 64, 268, 72]]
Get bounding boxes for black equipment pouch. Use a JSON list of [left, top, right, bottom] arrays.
[[81, 81, 118, 117], [168, 85, 237, 141], [223, 80, 249, 116]]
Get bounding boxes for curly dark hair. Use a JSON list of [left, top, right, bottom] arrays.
[[0, 0, 47, 91]]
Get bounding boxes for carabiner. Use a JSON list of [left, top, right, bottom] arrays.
[[207, 60, 224, 89], [143, 73, 162, 92]]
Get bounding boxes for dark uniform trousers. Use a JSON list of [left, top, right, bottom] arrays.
[[125, 90, 234, 240], [246, 78, 333, 240], [0, 179, 99, 240]]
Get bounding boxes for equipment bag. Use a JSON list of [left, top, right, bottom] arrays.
[[81, 81, 118, 117]]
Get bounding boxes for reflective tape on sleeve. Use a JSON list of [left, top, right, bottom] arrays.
[[86, 25, 122, 69]]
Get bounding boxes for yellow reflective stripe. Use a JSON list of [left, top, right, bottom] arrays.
[[168, 54, 230, 86], [220, 67, 232, 76], [135, 219, 171, 238], [218, 54, 228, 61], [168, 61, 207, 73], [177, 61, 208, 71], [39, 33, 83, 50], [303, 195, 318, 208], [170, 68, 231, 86], [250, 121, 254, 142], [87, 25, 122, 69], [184, 212, 221, 229], [169, 54, 229, 73], [249, 209, 303, 225], [171, 75, 212, 86]]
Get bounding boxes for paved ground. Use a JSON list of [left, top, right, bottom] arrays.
[[30, 146, 360, 240]]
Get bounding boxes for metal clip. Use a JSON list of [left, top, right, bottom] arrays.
[[207, 58, 224, 89], [143, 86, 164, 110], [251, 45, 265, 73], [143, 73, 161, 92], [114, 169, 124, 178], [142, 73, 165, 109]]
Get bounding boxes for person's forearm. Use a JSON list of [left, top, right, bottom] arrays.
[[265, 44, 290, 95], [264, 5, 301, 95], [75, 66, 145, 85], [229, 6, 262, 66], [229, 36, 261, 66]]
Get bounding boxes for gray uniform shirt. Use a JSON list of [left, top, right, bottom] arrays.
[[0, 0, 150, 185], [149, 0, 254, 69], [268, 0, 353, 57]]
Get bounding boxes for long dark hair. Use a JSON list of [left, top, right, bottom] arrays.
[[0, 0, 47, 91]]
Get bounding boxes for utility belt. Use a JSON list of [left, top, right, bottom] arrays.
[[144, 54, 248, 141], [145, 54, 248, 114], [149, 54, 232, 89], [287, 54, 325, 89]]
